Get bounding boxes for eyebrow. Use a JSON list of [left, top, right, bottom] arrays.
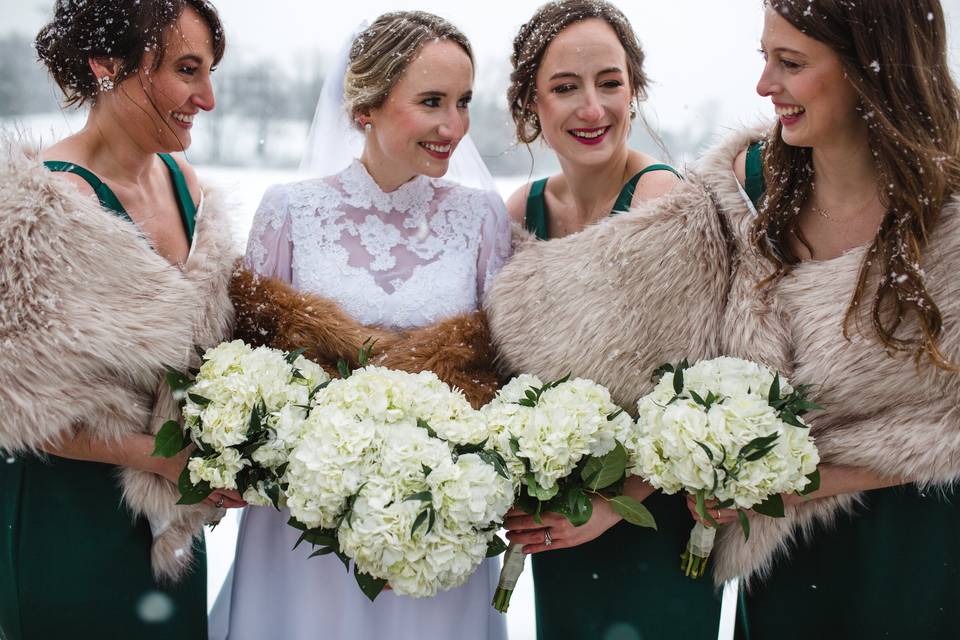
[[760, 43, 807, 57], [548, 67, 623, 81], [416, 90, 473, 98]]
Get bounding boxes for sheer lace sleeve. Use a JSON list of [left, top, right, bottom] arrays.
[[244, 183, 293, 283], [475, 190, 513, 300]]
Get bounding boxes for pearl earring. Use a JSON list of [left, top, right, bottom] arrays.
[[364, 122, 372, 133]]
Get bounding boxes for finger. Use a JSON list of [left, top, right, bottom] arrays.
[[522, 538, 570, 554], [504, 515, 551, 531], [505, 529, 552, 546]]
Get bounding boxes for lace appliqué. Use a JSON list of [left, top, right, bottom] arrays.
[[255, 160, 506, 330]]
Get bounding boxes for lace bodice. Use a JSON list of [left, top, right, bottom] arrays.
[[245, 160, 512, 329]]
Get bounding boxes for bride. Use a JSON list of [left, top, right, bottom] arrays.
[[212, 11, 510, 640]]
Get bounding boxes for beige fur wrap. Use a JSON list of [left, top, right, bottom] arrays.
[[0, 134, 237, 582], [485, 126, 960, 587]]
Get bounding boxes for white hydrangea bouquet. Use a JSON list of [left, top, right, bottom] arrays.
[[284, 365, 515, 600], [484, 374, 657, 612], [635, 357, 821, 578], [152, 340, 330, 507]]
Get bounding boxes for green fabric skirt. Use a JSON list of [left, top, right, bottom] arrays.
[[736, 485, 960, 639], [532, 491, 722, 640], [1, 453, 207, 640]]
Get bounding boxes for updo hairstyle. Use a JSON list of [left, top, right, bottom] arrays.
[[508, 0, 648, 144], [344, 11, 474, 130], [35, 0, 225, 107]]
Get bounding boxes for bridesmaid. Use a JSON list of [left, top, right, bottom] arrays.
[[688, 1, 960, 637], [501, 2, 721, 639], [0, 2, 242, 639]]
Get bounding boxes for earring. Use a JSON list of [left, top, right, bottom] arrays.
[[97, 76, 115, 92], [364, 122, 372, 133], [629, 102, 638, 119]]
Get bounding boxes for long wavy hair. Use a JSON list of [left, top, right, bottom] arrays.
[[755, 0, 960, 369]]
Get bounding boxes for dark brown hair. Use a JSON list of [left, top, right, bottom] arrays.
[[345, 11, 473, 128], [756, 0, 960, 369], [508, 0, 648, 144], [36, 0, 226, 108]]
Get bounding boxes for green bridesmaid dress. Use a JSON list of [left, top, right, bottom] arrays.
[[0, 155, 207, 640], [524, 166, 723, 640], [734, 142, 960, 639]]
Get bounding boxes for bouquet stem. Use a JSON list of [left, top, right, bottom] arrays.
[[492, 543, 526, 612], [680, 521, 716, 579]]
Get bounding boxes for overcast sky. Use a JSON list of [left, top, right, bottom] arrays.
[[6, 0, 960, 134]]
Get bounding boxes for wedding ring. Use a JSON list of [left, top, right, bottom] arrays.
[[543, 528, 553, 547], [215, 496, 225, 508]]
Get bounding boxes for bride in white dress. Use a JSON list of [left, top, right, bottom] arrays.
[[213, 12, 511, 640]]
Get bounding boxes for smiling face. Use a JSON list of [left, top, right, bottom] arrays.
[[531, 18, 633, 166], [108, 5, 217, 152], [361, 39, 473, 188], [757, 8, 864, 150]]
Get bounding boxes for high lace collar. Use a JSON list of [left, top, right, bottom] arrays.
[[339, 159, 436, 214]]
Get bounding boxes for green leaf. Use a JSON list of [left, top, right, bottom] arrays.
[[524, 389, 538, 403], [563, 488, 593, 527], [737, 510, 751, 540], [509, 437, 522, 457], [672, 367, 685, 396], [780, 411, 807, 429], [334, 549, 351, 573], [246, 401, 266, 438], [411, 509, 430, 536], [336, 359, 351, 379], [753, 493, 786, 518], [164, 365, 193, 393], [610, 495, 657, 529], [358, 337, 377, 367], [309, 547, 335, 558], [486, 535, 508, 558], [301, 531, 338, 547], [607, 408, 624, 421], [454, 438, 490, 456], [650, 362, 674, 383], [798, 469, 821, 496], [689, 390, 706, 407], [287, 517, 308, 531], [416, 418, 438, 439], [152, 420, 185, 458], [421, 464, 433, 477], [265, 481, 281, 510], [403, 491, 433, 503], [738, 433, 779, 459], [175, 465, 213, 505], [284, 347, 308, 365], [769, 372, 781, 404], [476, 450, 510, 480], [354, 565, 388, 602], [187, 393, 211, 407], [694, 440, 714, 463], [524, 472, 559, 501], [580, 442, 628, 491]]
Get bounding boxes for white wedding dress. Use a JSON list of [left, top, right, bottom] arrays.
[[211, 159, 512, 640]]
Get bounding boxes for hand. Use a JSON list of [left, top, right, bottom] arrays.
[[503, 495, 623, 554], [156, 448, 246, 509], [685, 495, 747, 528]]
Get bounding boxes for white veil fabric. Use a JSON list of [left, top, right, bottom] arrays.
[[298, 22, 499, 194]]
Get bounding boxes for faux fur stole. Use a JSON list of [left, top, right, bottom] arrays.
[[0, 134, 236, 582], [485, 150, 733, 411], [229, 268, 499, 408], [698, 126, 960, 586]]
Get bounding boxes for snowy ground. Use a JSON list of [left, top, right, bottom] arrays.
[[200, 165, 537, 640]]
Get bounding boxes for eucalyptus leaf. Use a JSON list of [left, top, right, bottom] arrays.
[[476, 450, 510, 480], [411, 509, 429, 536], [525, 472, 559, 501], [564, 488, 593, 527], [403, 491, 433, 503], [769, 372, 781, 404], [610, 496, 657, 529], [695, 491, 719, 528], [337, 359, 351, 379], [152, 420, 184, 458], [309, 547, 335, 558], [188, 393, 212, 407], [694, 440, 714, 463], [416, 418, 438, 439]]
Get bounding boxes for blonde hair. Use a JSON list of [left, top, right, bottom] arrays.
[[344, 11, 473, 129]]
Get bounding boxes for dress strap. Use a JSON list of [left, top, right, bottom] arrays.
[[612, 163, 683, 214], [524, 178, 550, 240], [43, 160, 131, 222], [158, 153, 196, 244], [744, 142, 766, 208]]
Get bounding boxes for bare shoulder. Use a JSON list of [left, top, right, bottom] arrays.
[[505, 182, 534, 225], [38, 141, 98, 201], [166, 152, 203, 203], [733, 147, 748, 187], [630, 156, 683, 207]]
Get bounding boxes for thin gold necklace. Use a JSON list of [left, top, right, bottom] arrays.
[[811, 184, 878, 223]]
